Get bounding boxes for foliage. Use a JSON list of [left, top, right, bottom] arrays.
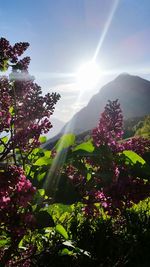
[[123, 116, 144, 138], [0, 37, 60, 265], [135, 115, 150, 138], [1, 37, 150, 266], [61, 100, 150, 216]]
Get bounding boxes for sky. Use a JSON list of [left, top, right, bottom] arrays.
[[1, 0, 150, 123]]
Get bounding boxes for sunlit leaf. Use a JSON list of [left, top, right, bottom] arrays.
[[55, 134, 75, 152], [55, 224, 69, 240], [59, 248, 72, 256], [34, 156, 52, 166], [1, 136, 8, 144], [122, 150, 146, 165], [39, 136, 47, 144], [0, 238, 10, 247], [9, 106, 14, 115], [38, 189, 45, 197], [86, 172, 92, 181], [44, 150, 51, 157], [73, 140, 94, 153], [37, 172, 46, 181]]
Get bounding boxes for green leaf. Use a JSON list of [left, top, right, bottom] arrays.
[[38, 189, 45, 197], [0, 146, 4, 153], [122, 150, 146, 165], [28, 148, 45, 160], [73, 140, 94, 153], [37, 172, 46, 182], [0, 59, 9, 71], [55, 134, 75, 152], [86, 172, 92, 181], [34, 188, 47, 202], [0, 238, 10, 247], [46, 204, 73, 223], [62, 241, 90, 257], [59, 248, 72, 256], [55, 224, 69, 240], [34, 156, 51, 166], [9, 106, 14, 115], [39, 136, 47, 144], [44, 150, 51, 157], [1, 136, 8, 144]]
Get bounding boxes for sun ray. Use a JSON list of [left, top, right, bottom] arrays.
[[43, 0, 141, 198], [43, 87, 86, 197], [42, 0, 120, 195], [43, 72, 87, 196], [93, 0, 120, 61]]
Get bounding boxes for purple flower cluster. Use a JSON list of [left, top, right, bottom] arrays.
[[123, 137, 150, 155], [82, 204, 100, 218], [0, 165, 36, 236], [12, 85, 60, 151], [92, 99, 150, 155], [0, 37, 60, 265], [66, 164, 86, 196], [3, 245, 36, 267], [0, 38, 29, 70], [92, 100, 123, 149], [67, 100, 150, 216], [105, 175, 150, 211], [15, 57, 31, 71], [0, 77, 11, 132], [82, 189, 110, 217], [0, 38, 60, 156]]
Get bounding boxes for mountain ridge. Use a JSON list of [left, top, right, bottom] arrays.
[[45, 73, 150, 147]]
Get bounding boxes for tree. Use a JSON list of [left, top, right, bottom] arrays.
[[135, 115, 150, 138], [0, 37, 60, 264]]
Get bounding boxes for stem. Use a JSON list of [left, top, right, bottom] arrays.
[[0, 136, 11, 159], [20, 149, 25, 170], [10, 122, 17, 165], [10, 75, 17, 165], [0, 145, 12, 161]]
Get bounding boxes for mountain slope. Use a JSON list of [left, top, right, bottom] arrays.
[[46, 117, 65, 138], [45, 73, 150, 147], [62, 73, 150, 134]]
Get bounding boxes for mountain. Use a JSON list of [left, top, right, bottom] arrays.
[[44, 74, 150, 147], [45, 117, 65, 138]]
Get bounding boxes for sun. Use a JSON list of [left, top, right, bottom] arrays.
[[76, 61, 101, 90]]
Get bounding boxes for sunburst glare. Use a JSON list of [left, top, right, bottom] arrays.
[[76, 61, 101, 90]]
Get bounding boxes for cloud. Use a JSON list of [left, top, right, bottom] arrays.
[[52, 82, 80, 93], [53, 89, 87, 122]]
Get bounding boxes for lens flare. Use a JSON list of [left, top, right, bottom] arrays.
[[76, 61, 101, 90]]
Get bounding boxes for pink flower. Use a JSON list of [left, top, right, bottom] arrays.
[[2, 196, 10, 203]]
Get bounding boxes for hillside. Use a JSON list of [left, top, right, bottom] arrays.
[[44, 73, 150, 148]]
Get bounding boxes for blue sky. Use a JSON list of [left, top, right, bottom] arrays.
[[1, 0, 150, 122]]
